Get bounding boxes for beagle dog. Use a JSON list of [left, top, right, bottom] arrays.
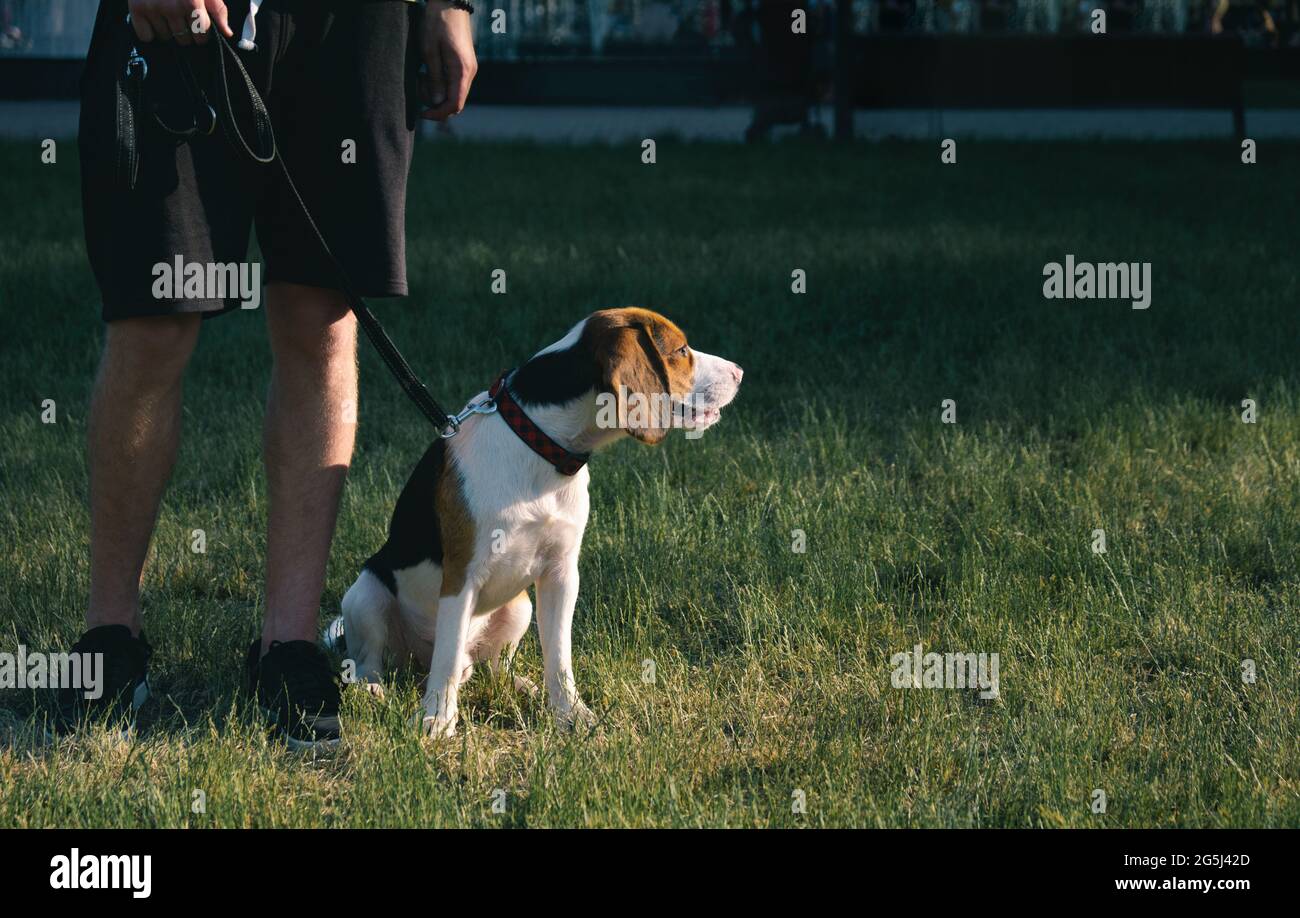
[[338, 308, 743, 737]]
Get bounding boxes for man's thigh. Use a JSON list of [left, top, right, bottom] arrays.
[[256, 0, 420, 300]]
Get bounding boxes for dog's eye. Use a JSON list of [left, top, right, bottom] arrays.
[[676, 346, 689, 358]]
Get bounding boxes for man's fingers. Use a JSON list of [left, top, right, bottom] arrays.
[[130, 17, 156, 43], [129, 8, 158, 42], [448, 59, 474, 114], [146, 12, 175, 43], [207, 0, 234, 39], [425, 58, 466, 122], [424, 96, 458, 122], [162, 8, 193, 44], [421, 40, 446, 117], [427, 74, 473, 121], [455, 60, 476, 111], [419, 69, 442, 111]]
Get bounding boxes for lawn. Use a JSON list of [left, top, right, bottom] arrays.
[[0, 137, 1297, 827]]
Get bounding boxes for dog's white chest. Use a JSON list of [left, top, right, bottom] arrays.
[[473, 487, 589, 614]]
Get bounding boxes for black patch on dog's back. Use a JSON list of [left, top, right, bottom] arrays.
[[363, 439, 447, 596]]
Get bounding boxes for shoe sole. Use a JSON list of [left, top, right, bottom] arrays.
[[285, 733, 341, 752], [112, 679, 151, 742], [132, 677, 150, 711], [257, 705, 341, 752]]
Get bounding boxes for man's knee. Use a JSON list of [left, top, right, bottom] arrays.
[[266, 283, 357, 365], [102, 314, 202, 384]]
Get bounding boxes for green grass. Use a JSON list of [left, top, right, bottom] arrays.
[[1, 137, 1298, 827]]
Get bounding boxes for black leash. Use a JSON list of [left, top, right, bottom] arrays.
[[116, 25, 455, 435]]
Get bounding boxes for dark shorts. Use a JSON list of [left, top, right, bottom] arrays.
[[79, 0, 420, 321]]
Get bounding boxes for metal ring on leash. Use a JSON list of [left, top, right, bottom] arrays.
[[440, 398, 498, 439]]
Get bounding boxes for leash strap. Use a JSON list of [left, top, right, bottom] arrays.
[[207, 36, 453, 431], [115, 39, 145, 189], [115, 27, 455, 434]]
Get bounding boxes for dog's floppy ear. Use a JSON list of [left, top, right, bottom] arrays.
[[599, 321, 673, 445]]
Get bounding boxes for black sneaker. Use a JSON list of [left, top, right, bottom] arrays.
[[245, 639, 341, 750], [52, 624, 152, 736]]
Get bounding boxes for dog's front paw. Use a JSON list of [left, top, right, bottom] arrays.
[[420, 713, 458, 739], [351, 680, 386, 700], [554, 700, 597, 732]]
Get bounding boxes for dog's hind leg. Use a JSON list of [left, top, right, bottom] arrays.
[[471, 590, 537, 696], [341, 569, 396, 698]]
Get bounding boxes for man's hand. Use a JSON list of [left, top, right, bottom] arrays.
[[128, 0, 234, 46], [420, 2, 477, 121]]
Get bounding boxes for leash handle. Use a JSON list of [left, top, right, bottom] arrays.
[[114, 20, 145, 190], [206, 35, 455, 433], [211, 32, 274, 164]]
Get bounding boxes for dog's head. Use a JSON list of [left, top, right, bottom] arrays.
[[510, 307, 742, 447]]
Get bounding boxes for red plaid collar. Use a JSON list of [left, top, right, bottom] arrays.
[[489, 370, 590, 476]]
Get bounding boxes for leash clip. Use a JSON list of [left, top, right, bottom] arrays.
[[126, 45, 147, 81], [123, 14, 147, 80], [440, 397, 498, 439]]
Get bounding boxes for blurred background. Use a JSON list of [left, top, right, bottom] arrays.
[[1, 1, 1298, 139], [3, 0, 1298, 56]]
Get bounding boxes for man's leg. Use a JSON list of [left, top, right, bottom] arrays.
[[261, 282, 358, 654], [86, 315, 203, 635]]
